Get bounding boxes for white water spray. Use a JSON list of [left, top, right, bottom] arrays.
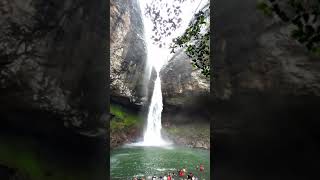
[[143, 71, 167, 145]]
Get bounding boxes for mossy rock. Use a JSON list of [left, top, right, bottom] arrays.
[[110, 104, 144, 132]]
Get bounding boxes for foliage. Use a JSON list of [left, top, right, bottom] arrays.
[[110, 104, 143, 132], [170, 9, 210, 77], [143, 0, 210, 77], [257, 0, 320, 56], [144, 0, 189, 48]]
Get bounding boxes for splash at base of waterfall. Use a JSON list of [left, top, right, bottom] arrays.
[[128, 140, 172, 147], [129, 72, 171, 147], [143, 72, 167, 146]]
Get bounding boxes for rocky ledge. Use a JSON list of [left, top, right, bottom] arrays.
[[163, 123, 210, 150], [111, 127, 142, 149]]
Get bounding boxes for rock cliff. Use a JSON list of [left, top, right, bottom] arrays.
[[110, 0, 147, 106], [213, 1, 320, 99], [213, 0, 320, 137], [160, 50, 210, 124], [0, 1, 108, 179], [161, 49, 210, 107], [110, 0, 210, 111], [0, 0, 108, 135], [212, 0, 320, 179]]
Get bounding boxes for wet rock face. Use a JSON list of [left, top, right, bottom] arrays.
[[110, 0, 147, 105], [214, 0, 320, 99], [0, 0, 107, 134], [160, 50, 210, 106], [213, 0, 320, 139], [162, 123, 210, 150], [212, 1, 320, 179], [110, 127, 142, 149], [160, 50, 210, 121], [110, 0, 210, 109]]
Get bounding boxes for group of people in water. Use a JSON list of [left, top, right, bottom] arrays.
[[132, 164, 205, 180]]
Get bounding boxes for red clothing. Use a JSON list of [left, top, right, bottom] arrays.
[[179, 170, 184, 177], [200, 165, 204, 172], [167, 175, 172, 180]]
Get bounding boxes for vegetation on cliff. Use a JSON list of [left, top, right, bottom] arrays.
[[170, 5, 210, 77], [143, 0, 210, 77], [257, 0, 320, 56], [110, 104, 143, 132], [110, 104, 144, 148]]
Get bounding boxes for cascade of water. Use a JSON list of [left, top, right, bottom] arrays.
[[132, 0, 208, 147], [137, 0, 167, 146], [143, 71, 167, 145]]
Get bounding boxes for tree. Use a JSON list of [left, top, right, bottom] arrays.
[[170, 5, 210, 77], [143, 0, 210, 77], [257, 0, 320, 56]]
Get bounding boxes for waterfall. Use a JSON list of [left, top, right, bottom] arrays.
[[132, 0, 208, 147], [143, 71, 167, 145], [138, 0, 172, 146]]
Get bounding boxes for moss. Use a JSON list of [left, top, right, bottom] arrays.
[[110, 104, 144, 132], [110, 105, 126, 119]]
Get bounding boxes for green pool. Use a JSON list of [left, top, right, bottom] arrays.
[[110, 146, 210, 180]]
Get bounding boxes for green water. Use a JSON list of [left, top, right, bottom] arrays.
[[110, 146, 210, 180]]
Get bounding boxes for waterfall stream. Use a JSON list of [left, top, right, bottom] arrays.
[[138, 0, 172, 146], [143, 71, 168, 146], [132, 0, 208, 147]]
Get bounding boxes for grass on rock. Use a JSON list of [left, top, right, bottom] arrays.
[[110, 104, 144, 133]]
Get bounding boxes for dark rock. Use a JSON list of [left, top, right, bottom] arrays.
[[110, 127, 142, 149], [162, 124, 210, 150], [0, 165, 29, 180], [213, 0, 320, 99], [161, 49, 210, 104], [159, 50, 210, 123], [0, 0, 108, 135], [0, 1, 107, 179], [213, 0, 320, 179]]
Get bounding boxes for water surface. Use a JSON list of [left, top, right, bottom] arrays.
[[110, 146, 210, 179]]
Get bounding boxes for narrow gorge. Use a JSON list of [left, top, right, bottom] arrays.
[[110, 0, 210, 150], [110, 0, 210, 179]]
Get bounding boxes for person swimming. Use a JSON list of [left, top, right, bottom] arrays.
[[179, 169, 185, 177], [187, 172, 194, 180], [200, 164, 204, 172]]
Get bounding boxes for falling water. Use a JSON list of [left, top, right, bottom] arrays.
[[132, 0, 208, 147], [139, 0, 172, 146], [143, 71, 167, 145]]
